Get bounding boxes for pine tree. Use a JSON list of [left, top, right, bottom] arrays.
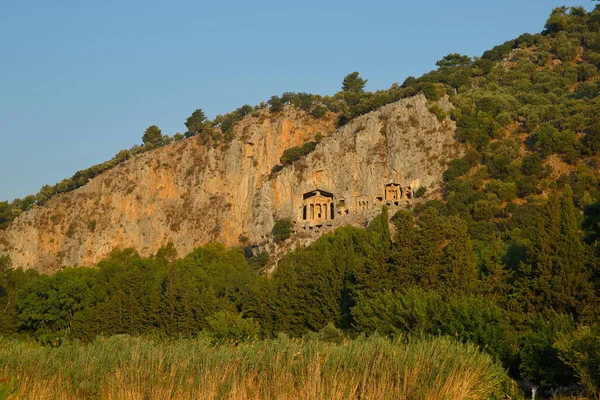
[[441, 216, 479, 296], [480, 234, 514, 305], [518, 187, 594, 317], [142, 125, 164, 147], [411, 208, 446, 290], [389, 210, 415, 288]]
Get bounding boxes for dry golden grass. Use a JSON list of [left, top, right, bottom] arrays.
[[1, 334, 509, 400]]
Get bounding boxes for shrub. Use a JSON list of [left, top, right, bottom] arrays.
[[485, 180, 518, 202], [428, 105, 447, 122], [247, 251, 269, 270], [272, 219, 293, 243], [415, 187, 427, 198], [280, 142, 317, 166], [310, 105, 328, 119], [318, 323, 344, 344], [444, 158, 471, 181], [205, 310, 260, 342]]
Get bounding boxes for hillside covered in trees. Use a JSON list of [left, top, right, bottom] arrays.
[[2, 5, 600, 398]]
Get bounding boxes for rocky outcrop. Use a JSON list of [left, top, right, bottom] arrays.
[[0, 95, 461, 272]]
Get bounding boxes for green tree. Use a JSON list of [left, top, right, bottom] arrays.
[[441, 216, 479, 295], [204, 310, 259, 342], [142, 125, 164, 147], [367, 206, 391, 245], [268, 96, 284, 112], [517, 187, 595, 316], [341, 72, 367, 93], [479, 235, 513, 305], [389, 210, 415, 287], [272, 219, 293, 243], [0, 256, 39, 335], [353, 289, 510, 360], [520, 315, 575, 387], [544, 7, 569, 35], [435, 53, 472, 68], [555, 324, 600, 398], [17, 267, 98, 335], [270, 227, 376, 334], [583, 201, 600, 251], [184, 109, 207, 138], [408, 208, 446, 290], [0, 202, 12, 229]]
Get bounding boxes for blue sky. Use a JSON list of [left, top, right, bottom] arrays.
[[0, 0, 594, 201]]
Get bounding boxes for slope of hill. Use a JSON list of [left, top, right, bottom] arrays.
[[0, 96, 458, 272], [2, 5, 600, 276]]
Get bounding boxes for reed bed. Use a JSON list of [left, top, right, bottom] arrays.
[[0, 334, 509, 399]]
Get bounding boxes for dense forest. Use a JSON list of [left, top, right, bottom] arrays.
[[2, 5, 600, 398]]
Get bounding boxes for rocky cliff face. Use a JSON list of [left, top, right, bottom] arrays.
[[0, 95, 461, 272]]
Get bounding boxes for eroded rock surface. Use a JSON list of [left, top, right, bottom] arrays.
[[0, 95, 461, 272]]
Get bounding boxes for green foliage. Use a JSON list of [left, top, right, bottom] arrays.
[[9, 244, 260, 341], [0, 256, 39, 336], [519, 314, 575, 386], [279, 141, 317, 166], [531, 124, 578, 156], [247, 251, 269, 270], [17, 267, 98, 335], [352, 289, 444, 337], [444, 150, 480, 182], [318, 323, 344, 344], [485, 180, 517, 202], [516, 188, 596, 317], [428, 104, 447, 122], [204, 310, 259, 342], [272, 219, 292, 243], [184, 108, 207, 137], [583, 201, 600, 250], [389, 208, 479, 296], [555, 324, 600, 397], [267, 95, 284, 112], [353, 288, 510, 361], [341, 72, 367, 93], [271, 226, 384, 335], [310, 105, 327, 118], [0, 203, 11, 229], [436, 53, 472, 68], [143, 125, 166, 148], [0, 378, 15, 400], [367, 206, 391, 245]]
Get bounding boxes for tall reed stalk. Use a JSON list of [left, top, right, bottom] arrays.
[[0, 334, 509, 399]]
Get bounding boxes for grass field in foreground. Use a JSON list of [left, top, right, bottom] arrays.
[[0, 334, 510, 400]]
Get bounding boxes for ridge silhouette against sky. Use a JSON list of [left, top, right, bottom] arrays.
[[0, 0, 593, 201]]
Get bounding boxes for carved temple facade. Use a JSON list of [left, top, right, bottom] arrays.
[[301, 189, 335, 221], [296, 183, 415, 225]]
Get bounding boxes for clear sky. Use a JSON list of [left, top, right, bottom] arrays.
[[0, 0, 594, 201]]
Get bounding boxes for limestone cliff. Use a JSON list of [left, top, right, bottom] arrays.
[[0, 95, 461, 272]]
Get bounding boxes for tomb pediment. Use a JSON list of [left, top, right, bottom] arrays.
[[303, 189, 334, 200]]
